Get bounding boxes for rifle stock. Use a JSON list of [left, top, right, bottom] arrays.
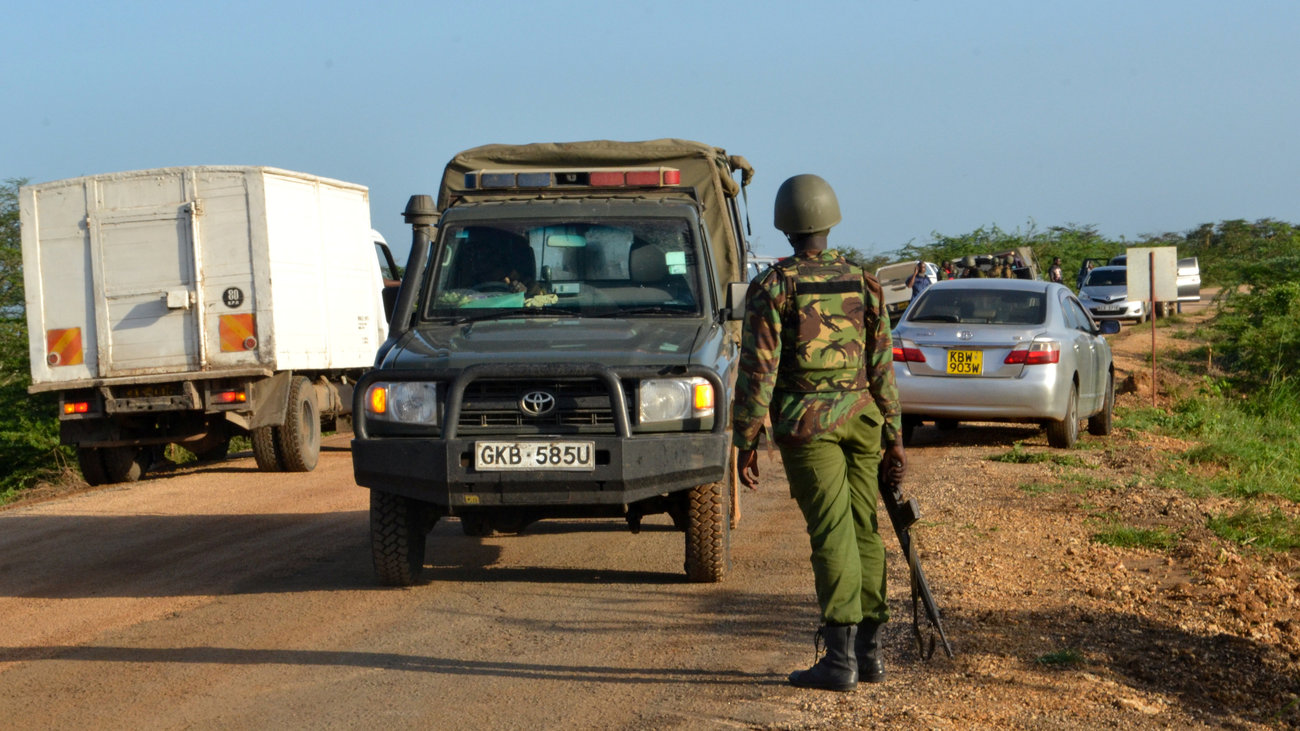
[[878, 459, 955, 659]]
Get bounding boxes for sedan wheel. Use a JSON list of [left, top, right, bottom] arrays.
[[1088, 372, 1115, 436], [1046, 383, 1079, 448]]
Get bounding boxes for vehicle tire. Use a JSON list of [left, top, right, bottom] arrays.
[[251, 425, 285, 471], [102, 446, 147, 483], [77, 447, 108, 486], [1046, 383, 1079, 448], [1088, 371, 1115, 436], [370, 490, 433, 586], [901, 415, 919, 446], [277, 376, 320, 472], [684, 474, 731, 583]]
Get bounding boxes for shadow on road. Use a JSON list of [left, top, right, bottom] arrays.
[[0, 644, 779, 686]]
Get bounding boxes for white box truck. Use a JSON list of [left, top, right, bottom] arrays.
[[21, 166, 397, 484]]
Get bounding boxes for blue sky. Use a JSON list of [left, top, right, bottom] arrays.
[[5, 1, 1298, 260]]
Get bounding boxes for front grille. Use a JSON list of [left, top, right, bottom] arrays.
[[455, 379, 631, 435]]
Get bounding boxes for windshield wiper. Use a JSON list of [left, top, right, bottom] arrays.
[[442, 309, 569, 325], [591, 305, 693, 318]]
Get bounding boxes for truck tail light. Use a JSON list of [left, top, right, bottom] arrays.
[[213, 390, 247, 404], [63, 401, 90, 415]]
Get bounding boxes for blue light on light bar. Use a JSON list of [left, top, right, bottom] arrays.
[[464, 173, 478, 188], [516, 172, 552, 187], [481, 172, 517, 188]]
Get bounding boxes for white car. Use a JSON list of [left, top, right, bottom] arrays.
[[893, 278, 1120, 447], [1078, 266, 1149, 323]]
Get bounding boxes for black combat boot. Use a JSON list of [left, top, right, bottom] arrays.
[[855, 620, 885, 683], [788, 624, 858, 692]]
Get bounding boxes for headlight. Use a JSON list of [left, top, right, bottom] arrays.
[[638, 377, 713, 424], [1078, 291, 1091, 301], [366, 382, 439, 424]]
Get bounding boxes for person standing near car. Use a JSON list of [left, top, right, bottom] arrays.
[[905, 262, 933, 299], [732, 174, 905, 692], [1048, 257, 1064, 284]]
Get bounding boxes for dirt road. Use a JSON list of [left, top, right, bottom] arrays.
[[1, 299, 1296, 729]]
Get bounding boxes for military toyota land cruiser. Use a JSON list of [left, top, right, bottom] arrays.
[[352, 140, 755, 585]]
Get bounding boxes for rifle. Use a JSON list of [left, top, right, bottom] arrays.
[[878, 458, 955, 659]]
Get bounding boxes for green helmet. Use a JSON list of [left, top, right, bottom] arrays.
[[963, 256, 976, 267], [773, 174, 842, 234]]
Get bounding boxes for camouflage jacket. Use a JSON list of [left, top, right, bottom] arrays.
[[731, 249, 901, 449]]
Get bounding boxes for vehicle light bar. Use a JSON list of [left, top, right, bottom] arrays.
[[1004, 341, 1060, 365], [464, 167, 681, 190]]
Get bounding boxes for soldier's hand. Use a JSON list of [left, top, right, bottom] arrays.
[[738, 449, 760, 490], [884, 443, 906, 483]]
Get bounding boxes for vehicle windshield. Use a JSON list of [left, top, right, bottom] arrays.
[[907, 288, 1046, 325], [1085, 269, 1127, 287], [424, 219, 702, 319]]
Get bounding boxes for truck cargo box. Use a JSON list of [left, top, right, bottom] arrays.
[[22, 166, 386, 391]]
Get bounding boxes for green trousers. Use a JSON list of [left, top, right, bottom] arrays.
[[780, 412, 888, 626]]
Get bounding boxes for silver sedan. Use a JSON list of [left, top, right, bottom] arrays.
[[891, 278, 1120, 447]]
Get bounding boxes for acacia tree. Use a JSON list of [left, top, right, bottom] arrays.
[[0, 178, 27, 375]]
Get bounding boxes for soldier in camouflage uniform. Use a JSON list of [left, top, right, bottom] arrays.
[[733, 174, 905, 692]]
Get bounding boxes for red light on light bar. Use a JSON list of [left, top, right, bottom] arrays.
[[662, 169, 680, 185], [625, 170, 661, 186], [63, 401, 90, 415], [214, 391, 247, 404], [589, 171, 624, 186]]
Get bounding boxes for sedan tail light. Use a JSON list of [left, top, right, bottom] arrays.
[[893, 339, 926, 363], [1004, 341, 1060, 365]]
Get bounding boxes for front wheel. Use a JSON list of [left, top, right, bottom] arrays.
[[1046, 383, 1080, 448], [370, 490, 434, 586], [684, 476, 731, 583], [1088, 371, 1115, 436]]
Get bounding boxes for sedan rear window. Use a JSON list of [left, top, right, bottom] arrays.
[[908, 289, 1046, 325]]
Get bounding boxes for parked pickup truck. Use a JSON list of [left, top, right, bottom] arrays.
[[351, 139, 755, 586], [875, 260, 939, 321]]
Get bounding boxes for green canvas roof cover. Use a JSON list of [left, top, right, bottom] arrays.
[[439, 139, 753, 288]]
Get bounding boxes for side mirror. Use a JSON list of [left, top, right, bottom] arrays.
[[726, 281, 750, 321], [1098, 320, 1121, 335], [381, 284, 400, 322]]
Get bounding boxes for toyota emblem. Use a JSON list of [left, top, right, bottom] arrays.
[[520, 390, 556, 416], [956, 330, 974, 341]]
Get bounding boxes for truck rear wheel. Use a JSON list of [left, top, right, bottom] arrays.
[[278, 376, 320, 472], [684, 471, 731, 583], [77, 447, 109, 486], [370, 490, 432, 586], [252, 426, 285, 471], [102, 446, 147, 483]]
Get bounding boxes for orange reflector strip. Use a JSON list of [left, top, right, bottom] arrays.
[[219, 314, 256, 352], [368, 385, 387, 414], [46, 328, 84, 366]]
